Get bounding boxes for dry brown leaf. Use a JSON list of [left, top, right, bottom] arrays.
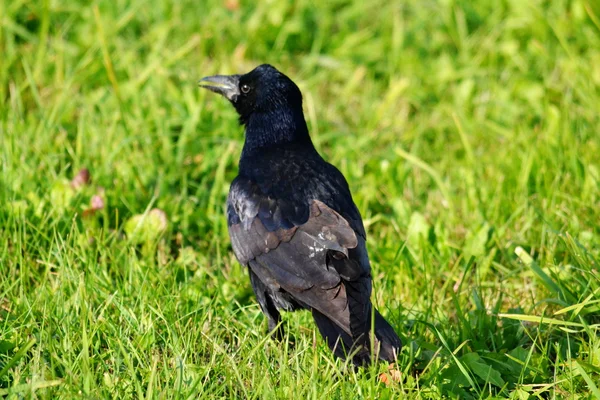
[[224, 0, 239, 11], [379, 363, 402, 386]]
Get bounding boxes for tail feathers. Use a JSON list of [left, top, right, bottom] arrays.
[[374, 308, 402, 362], [312, 309, 371, 365], [312, 308, 402, 366]]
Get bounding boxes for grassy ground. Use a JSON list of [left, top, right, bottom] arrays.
[[1, 0, 600, 398]]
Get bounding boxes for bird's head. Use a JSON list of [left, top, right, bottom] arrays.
[[199, 64, 303, 125]]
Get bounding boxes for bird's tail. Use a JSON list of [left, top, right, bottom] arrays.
[[312, 306, 401, 365], [373, 307, 402, 362], [312, 308, 371, 365]]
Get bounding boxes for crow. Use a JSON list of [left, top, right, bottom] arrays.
[[199, 64, 401, 365]]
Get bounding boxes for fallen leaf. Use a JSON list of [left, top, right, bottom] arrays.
[[224, 0, 239, 11], [379, 364, 402, 386], [124, 208, 169, 244]]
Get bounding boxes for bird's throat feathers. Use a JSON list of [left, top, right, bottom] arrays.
[[241, 108, 313, 159]]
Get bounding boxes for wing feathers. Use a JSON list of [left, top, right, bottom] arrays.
[[228, 190, 393, 362]]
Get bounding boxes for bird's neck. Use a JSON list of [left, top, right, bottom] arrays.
[[240, 108, 314, 160]]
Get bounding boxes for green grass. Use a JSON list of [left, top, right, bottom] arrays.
[[1, 0, 600, 398]]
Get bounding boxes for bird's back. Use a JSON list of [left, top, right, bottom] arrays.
[[232, 143, 366, 238]]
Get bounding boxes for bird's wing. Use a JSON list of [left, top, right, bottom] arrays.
[[229, 199, 360, 287], [227, 177, 371, 339]]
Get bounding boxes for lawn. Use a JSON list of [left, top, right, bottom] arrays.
[[1, 0, 600, 398]]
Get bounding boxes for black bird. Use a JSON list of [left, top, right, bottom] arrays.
[[199, 64, 401, 365]]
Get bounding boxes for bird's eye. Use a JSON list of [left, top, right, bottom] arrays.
[[240, 84, 251, 94]]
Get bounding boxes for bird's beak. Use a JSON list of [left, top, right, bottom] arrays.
[[198, 74, 241, 101]]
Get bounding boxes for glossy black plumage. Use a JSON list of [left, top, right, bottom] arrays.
[[200, 64, 401, 365]]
